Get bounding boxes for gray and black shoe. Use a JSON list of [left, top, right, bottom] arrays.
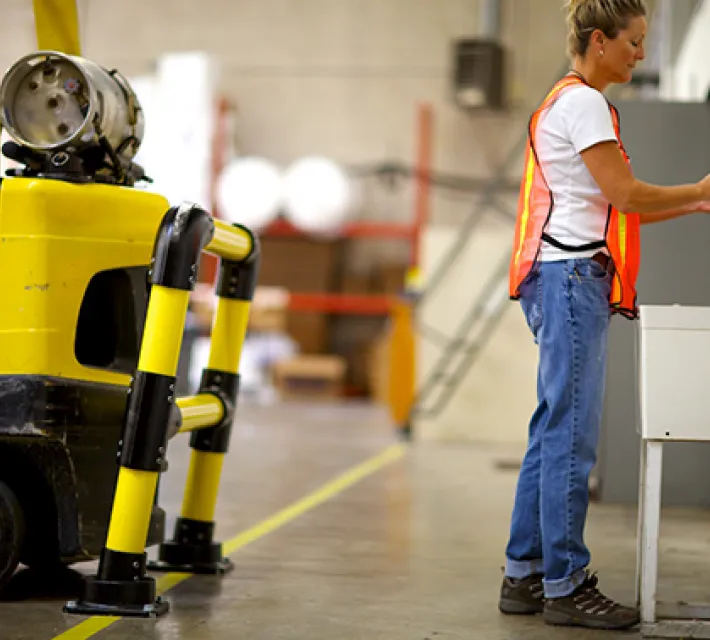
[[499, 573, 545, 615], [543, 572, 640, 630]]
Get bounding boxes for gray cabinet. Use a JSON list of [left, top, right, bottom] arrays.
[[597, 100, 710, 507]]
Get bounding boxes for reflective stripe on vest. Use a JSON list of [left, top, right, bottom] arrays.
[[508, 75, 641, 319]]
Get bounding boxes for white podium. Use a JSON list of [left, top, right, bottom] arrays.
[[637, 304, 710, 638]]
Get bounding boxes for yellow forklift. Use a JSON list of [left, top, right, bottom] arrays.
[[0, 3, 258, 617]]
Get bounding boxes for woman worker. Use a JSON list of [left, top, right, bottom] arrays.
[[500, 0, 710, 631]]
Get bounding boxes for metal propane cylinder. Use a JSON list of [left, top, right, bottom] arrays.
[[0, 50, 144, 162]]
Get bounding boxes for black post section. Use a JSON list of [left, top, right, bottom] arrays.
[[119, 371, 175, 471], [191, 369, 240, 452], [150, 202, 215, 289], [216, 257, 259, 301]]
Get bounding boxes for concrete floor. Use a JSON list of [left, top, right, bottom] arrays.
[[3, 401, 710, 639]]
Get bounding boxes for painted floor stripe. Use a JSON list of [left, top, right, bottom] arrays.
[[53, 442, 406, 639]]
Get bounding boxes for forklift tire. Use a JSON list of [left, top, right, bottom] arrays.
[[0, 482, 24, 590]]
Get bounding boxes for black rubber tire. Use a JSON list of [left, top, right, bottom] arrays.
[[0, 481, 24, 590]]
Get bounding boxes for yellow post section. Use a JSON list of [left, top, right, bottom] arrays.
[[179, 295, 251, 524], [103, 286, 189, 556], [33, 0, 81, 55], [208, 299, 251, 374], [388, 299, 416, 428], [137, 286, 190, 376], [181, 451, 225, 522], [105, 468, 159, 554], [207, 220, 252, 262], [176, 394, 224, 433]]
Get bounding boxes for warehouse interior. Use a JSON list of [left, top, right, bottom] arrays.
[[0, 0, 710, 638]]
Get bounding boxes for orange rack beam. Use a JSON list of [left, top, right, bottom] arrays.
[[264, 218, 415, 240], [288, 293, 393, 315]]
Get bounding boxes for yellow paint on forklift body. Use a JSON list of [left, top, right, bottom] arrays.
[[0, 178, 169, 385]]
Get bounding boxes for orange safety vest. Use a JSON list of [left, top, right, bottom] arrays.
[[508, 74, 641, 319]]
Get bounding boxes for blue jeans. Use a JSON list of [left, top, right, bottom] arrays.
[[504, 258, 612, 598]]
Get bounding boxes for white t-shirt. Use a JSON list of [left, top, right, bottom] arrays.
[[535, 85, 617, 261]]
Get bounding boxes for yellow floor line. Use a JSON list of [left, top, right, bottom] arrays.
[[53, 442, 406, 639]]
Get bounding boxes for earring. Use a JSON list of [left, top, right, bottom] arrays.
[[600, 50, 604, 56]]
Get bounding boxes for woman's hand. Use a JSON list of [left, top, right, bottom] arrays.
[[697, 174, 710, 202]]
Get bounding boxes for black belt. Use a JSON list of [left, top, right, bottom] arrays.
[[541, 233, 612, 271], [541, 232, 605, 253]]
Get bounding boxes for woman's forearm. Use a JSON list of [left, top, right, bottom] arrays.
[[637, 203, 697, 225], [626, 180, 702, 215]]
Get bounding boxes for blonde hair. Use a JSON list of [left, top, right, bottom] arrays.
[[565, 0, 647, 58]]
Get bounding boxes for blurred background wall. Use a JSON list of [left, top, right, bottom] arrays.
[[5, 0, 701, 448]]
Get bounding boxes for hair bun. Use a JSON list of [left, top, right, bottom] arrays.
[[565, 0, 587, 18]]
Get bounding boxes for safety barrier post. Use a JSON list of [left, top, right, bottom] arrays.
[[149, 234, 258, 574], [64, 203, 256, 617]]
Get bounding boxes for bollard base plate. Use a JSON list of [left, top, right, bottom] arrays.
[[148, 517, 234, 575], [148, 545, 234, 575], [64, 575, 169, 618]]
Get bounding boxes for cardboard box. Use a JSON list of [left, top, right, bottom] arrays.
[[258, 237, 343, 291], [339, 270, 372, 294], [273, 355, 346, 400], [249, 306, 287, 333], [258, 236, 344, 354], [372, 262, 408, 294], [249, 286, 289, 333], [285, 313, 329, 354]]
